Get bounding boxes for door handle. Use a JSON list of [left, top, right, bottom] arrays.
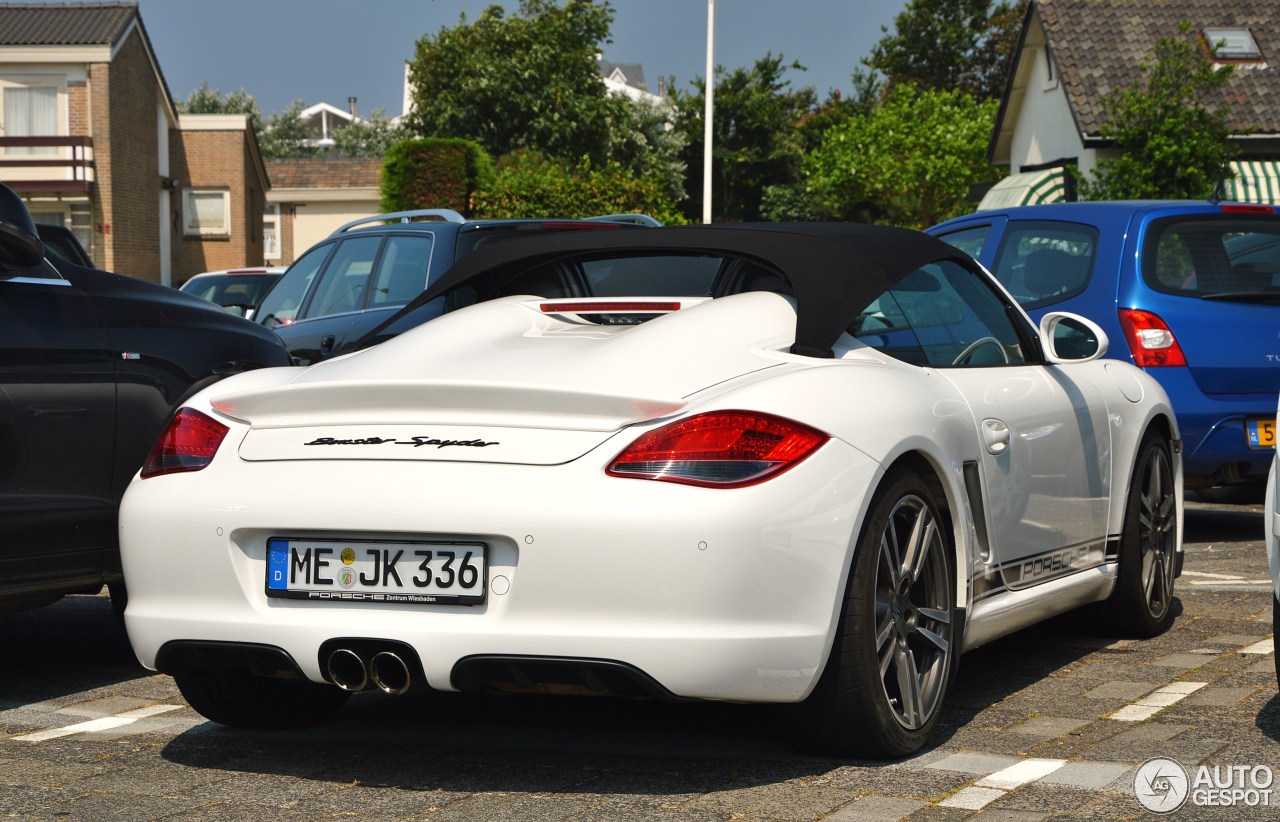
[[982, 418, 1010, 455], [320, 335, 336, 352]]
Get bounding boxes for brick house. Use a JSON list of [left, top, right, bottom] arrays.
[[0, 2, 268, 285], [265, 156, 381, 266], [983, 0, 1280, 209]]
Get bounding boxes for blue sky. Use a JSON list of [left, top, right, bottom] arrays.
[[131, 0, 911, 117]]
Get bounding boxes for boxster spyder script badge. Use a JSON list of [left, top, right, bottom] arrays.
[[304, 435, 499, 449]]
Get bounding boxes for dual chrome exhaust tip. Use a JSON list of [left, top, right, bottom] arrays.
[[326, 647, 412, 695]]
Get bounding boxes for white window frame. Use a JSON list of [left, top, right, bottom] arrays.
[[0, 74, 67, 158], [183, 188, 231, 237], [263, 202, 281, 260]]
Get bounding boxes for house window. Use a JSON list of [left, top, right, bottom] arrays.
[[1203, 28, 1263, 62], [183, 189, 230, 236], [2, 85, 58, 155], [263, 203, 281, 260]]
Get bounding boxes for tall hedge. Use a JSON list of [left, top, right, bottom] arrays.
[[380, 138, 492, 215], [471, 150, 686, 224]]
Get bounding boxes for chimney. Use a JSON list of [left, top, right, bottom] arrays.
[[348, 97, 358, 117]]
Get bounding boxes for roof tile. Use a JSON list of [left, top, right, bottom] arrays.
[[0, 2, 138, 46], [266, 157, 382, 189], [1038, 0, 1280, 137]]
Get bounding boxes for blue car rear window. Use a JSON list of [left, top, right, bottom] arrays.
[[1144, 215, 1280, 300]]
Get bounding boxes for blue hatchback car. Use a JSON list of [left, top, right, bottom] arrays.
[[928, 200, 1280, 500]]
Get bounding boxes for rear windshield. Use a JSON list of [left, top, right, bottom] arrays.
[[1144, 215, 1280, 300], [183, 274, 282, 307], [582, 254, 722, 296], [454, 222, 631, 260]]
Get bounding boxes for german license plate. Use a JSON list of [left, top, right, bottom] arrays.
[[266, 538, 486, 605], [1246, 418, 1276, 449]]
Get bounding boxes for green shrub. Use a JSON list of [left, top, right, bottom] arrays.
[[380, 138, 492, 214], [472, 150, 686, 224]]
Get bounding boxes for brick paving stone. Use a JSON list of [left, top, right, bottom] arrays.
[[940, 786, 1006, 810], [681, 780, 860, 821], [924, 751, 1021, 776], [1103, 722, 1191, 743], [1182, 686, 1259, 707], [1036, 761, 1131, 790], [1205, 634, 1269, 647], [823, 795, 927, 821], [968, 810, 1051, 821], [1005, 716, 1090, 740], [1083, 680, 1162, 701], [1148, 653, 1219, 671]]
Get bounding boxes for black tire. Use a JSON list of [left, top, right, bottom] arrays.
[[1194, 482, 1265, 506], [1102, 431, 1178, 638], [790, 469, 955, 758], [107, 581, 128, 629], [1273, 594, 1279, 690], [173, 668, 350, 729]]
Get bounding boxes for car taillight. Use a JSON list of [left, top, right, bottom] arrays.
[[606, 411, 828, 488], [140, 408, 230, 478], [1118, 309, 1187, 367], [1219, 204, 1275, 215], [540, 301, 682, 313]]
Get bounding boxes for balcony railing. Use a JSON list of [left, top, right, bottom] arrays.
[[0, 136, 95, 194]]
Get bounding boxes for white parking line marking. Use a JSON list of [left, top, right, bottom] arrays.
[[1109, 682, 1207, 721], [940, 786, 1007, 810], [1241, 639, 1275, 655], [11, 704, 182, 743], [117, 704, 183, 719], [939, 758, 1067, 810], [975, 758, 1067, 789], [1181, 571, 1245, 580]]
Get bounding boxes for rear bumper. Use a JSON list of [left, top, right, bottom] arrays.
[[120, 440, 880, 703], [1148, 369, 1273, 484]]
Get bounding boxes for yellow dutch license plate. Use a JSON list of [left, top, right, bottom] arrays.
[[1246, 418, 1276, 449]]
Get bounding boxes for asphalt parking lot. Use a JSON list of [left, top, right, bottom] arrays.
[[0, 501, 1276, 821]]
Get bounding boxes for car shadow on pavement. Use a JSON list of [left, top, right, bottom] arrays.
[[1258, 693, 1280, 743], [1183, 502, 1264, 544], [0, 593, 147, 707]]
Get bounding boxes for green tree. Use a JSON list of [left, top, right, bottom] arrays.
[[868, 0, 1025, 99], [672, 53, 816, 222], [1077, 22, 1237, 200], [406, 0, 617, 163], [257, 100, 318, 159], [804, 83, 999, 228], [332, 109, 404, 158], [177, 81, 263, 132], [604, 95, 686, 204]]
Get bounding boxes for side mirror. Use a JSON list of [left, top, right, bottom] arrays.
[[0, 219, 45, 268], [1040, 312, 1109, 363]]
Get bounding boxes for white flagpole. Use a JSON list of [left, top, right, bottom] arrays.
[[702, 0, 714, 224]]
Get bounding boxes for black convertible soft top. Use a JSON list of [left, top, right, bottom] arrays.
[[369, 223, 976, 358]]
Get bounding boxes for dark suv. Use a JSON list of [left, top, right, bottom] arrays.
[[254, 209, 654, 364]]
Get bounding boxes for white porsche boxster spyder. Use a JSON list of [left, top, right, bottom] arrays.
[[120, 224, 1183, 757]]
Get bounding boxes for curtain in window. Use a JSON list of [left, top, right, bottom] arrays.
[[187, 192, 227, 232], [4, 86, 57, 155]]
